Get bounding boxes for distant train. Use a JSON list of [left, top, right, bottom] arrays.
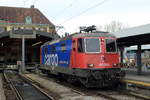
[[39, 26, 125, 88]]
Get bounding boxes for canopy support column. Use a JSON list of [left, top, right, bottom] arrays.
[[137, 44, 142, 75], [120, 47, 124, 63]]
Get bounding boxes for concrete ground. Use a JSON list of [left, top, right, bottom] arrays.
[[0, 74, 6, 100]]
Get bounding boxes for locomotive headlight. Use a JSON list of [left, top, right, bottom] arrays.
[[88, 64, 94, 68], [113, 63, 118, 67]]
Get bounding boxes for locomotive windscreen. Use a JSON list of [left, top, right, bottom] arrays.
[[106, 39, 117, 53], [85, 38, 100, 53]]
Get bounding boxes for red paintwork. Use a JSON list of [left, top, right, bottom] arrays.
[[70, 36, 120, 69]]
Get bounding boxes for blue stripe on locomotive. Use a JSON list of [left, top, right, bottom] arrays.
[[41, 39, 72, 67]]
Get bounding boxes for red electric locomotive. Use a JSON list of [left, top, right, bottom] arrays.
[[40, 26, 125, 88]]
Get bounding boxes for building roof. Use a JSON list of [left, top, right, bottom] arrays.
[[0, 6, 54, 25]]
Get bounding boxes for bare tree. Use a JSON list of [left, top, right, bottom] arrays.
[[104, 21, 126, 32]]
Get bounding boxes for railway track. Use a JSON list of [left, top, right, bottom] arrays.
[[65, 85, 150, 100], [3, 71, 55, 100], [94, 90, 150, 100], [4, 71, 149, 100], [70, 84, 150, 100], [35, 73, 150, 100], [67, 86, 150, 100]]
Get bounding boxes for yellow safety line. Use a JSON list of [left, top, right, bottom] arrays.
[[123, 79, 150, 87]]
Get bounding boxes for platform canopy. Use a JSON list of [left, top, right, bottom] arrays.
[[113, 24, 150, 46], [0, 29, 59, 39], [0, 29, 59, 64], [113, 24, 150, 75]]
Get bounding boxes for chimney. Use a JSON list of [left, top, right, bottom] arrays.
[[31, 5, 34, 8]]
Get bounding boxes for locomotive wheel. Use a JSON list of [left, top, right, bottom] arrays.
[[79, 77, 95, 88], [79, 77, 88, 84], [67, 75, 78, 84], [117, 80, 127, 90], [79, 77, 105, 88]]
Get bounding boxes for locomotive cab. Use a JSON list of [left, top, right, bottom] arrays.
[[71, 36, 120, 69]]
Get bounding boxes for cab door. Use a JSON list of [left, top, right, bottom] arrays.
[[104, 38, 119, 68], [71, 38, 86, 68], [76, 38, 86, 68], [71, 39, 77, 68]]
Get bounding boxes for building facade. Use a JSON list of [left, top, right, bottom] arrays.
[[0, 6, 59, 65]]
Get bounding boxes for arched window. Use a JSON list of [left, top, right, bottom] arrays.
[[25, 16, 32, 24]]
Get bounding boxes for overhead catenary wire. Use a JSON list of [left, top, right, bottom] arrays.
[[22, 0, 29, 7], [22, 0, 39, 7], [32, 0, 39, 5], [52, 0, 77, 19], [60, 0, 110, 25]]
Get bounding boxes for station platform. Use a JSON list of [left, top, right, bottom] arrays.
[[122, 68, 150, 87], [0, 74, 6, 100]]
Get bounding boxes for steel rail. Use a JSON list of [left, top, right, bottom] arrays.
[[95, 92, 118, 100], [119, 89, 150, 100], [3, 71, 23, 100], [20, 74, 56, 100]]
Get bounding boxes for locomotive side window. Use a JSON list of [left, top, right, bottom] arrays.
[[78, 38, 84, 52], [61, 43, 66, 52], [44, 46, 48, 54], [85, 38, 100, 53], [51, 45, 56, 52], [106, 39, 117, 53], [73, 40, 76, 51]]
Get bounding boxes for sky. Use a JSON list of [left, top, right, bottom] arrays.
[[0, 0, 150, 36]]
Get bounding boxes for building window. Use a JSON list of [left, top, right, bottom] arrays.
[[25, 27, 32, 30], [25, 16, 32, 24], [13, 27, 19, 30], [0, 27, 4, 33]]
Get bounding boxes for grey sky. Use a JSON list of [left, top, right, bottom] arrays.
[[0, 0, 150, 34]]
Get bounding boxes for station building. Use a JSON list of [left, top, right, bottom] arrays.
[[0, 6, 59, 66]]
